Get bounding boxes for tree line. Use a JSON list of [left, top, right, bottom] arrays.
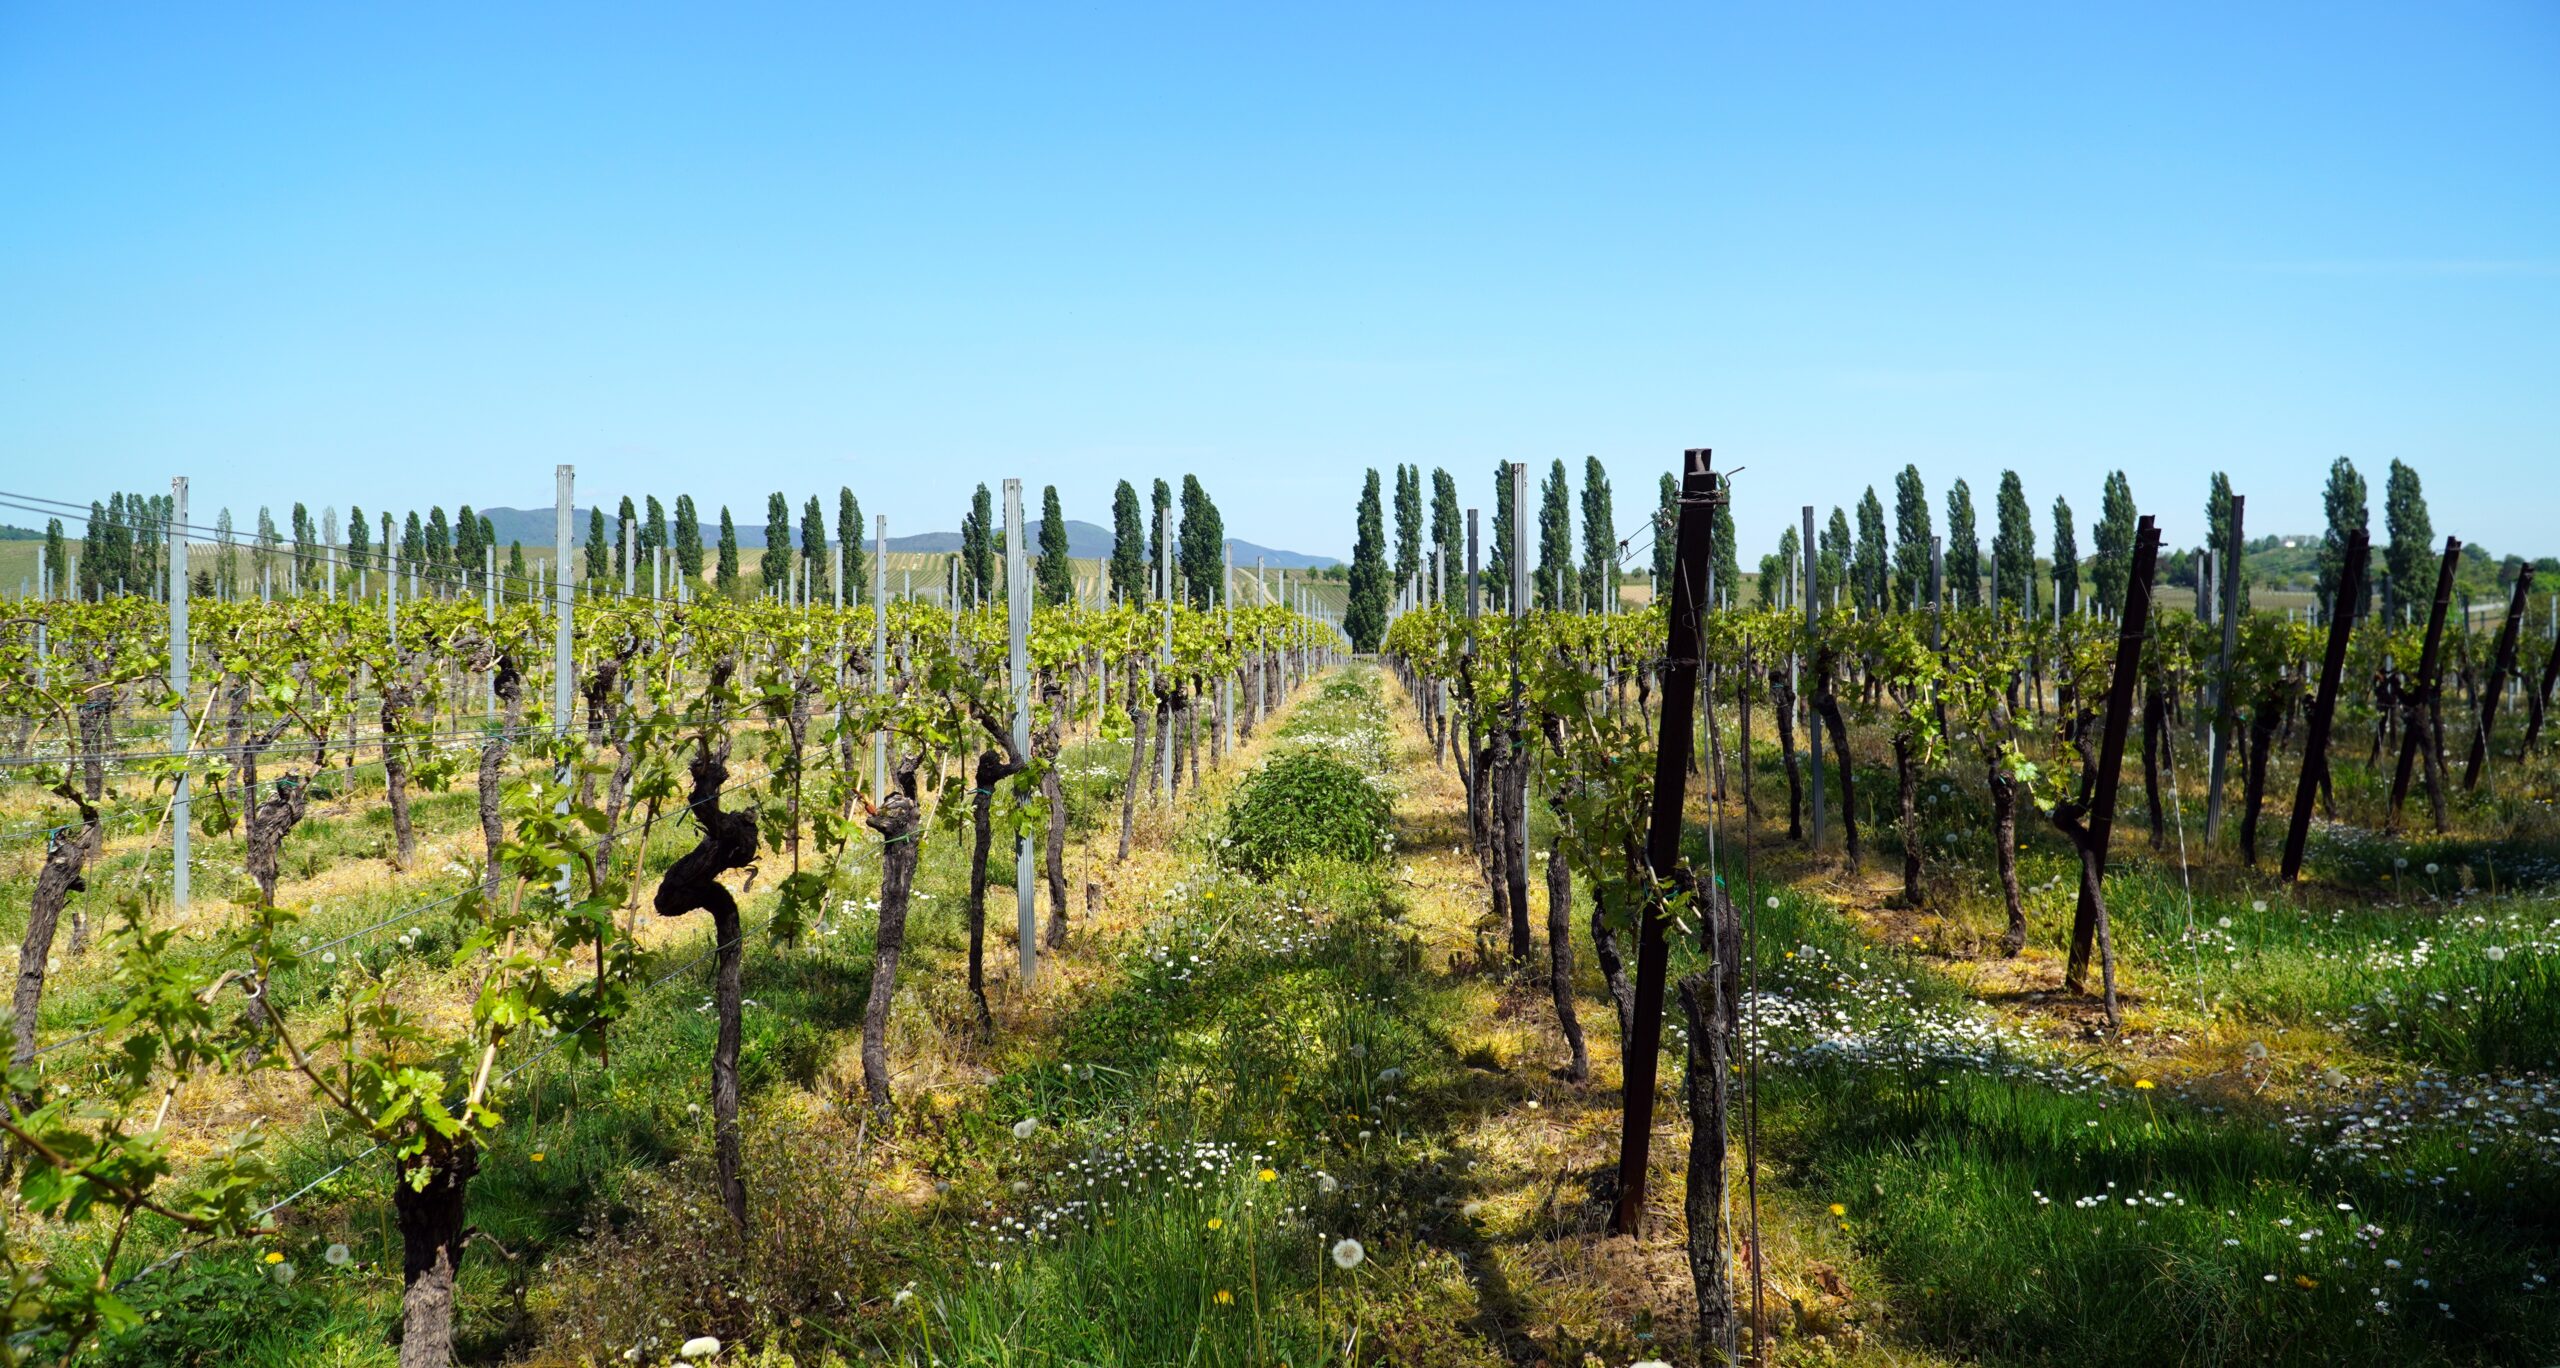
[[45, 474, 1243, 611], [1335, 453, 2542, 652]]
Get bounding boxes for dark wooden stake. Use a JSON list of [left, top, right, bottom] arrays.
[[2387, 537, 2461, 830], [2064, 516, 2157, 993], [2280, 529, 2366, 883], [2462, 565, 2535, 790], [1611, 448, 1716, 1239]]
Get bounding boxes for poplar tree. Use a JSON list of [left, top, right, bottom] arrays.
[[454, 504, 482, 583], [217, 509, 244, 594], [1536, 458, 1575, 610], [1892, 464, 1932, 609], [1652, 473, 1678, 592], [426, 508, 453, 587], [1711, 475, 1738, 604], [2384, 458, 2433, 618], [1109, 480, 1146, 603], [1945, 479, 1981, 607], [2205, 472, 2247, 612], [1759, 524, 1801, 608], [716, 506, 740, 595], [837, 488, 865, 603], [674, 495, 703, 581], [644, 495, 668, 554], [584, 508, 607, 586], [800, 496, 828, 595], [967, 483, 997, 604], [2051, 497, 2080, 615], [1579, 455, 1616, 611], [1179, 474, 1224, 607], [1346, 470, 1390, 650], [1852, 487, 1888, 613], [1037, 484, 1074, 605], [1820, 507, 1852, 607], [2092, 471, 2136, 617], [1430, 467, 1462, 595], [2316, 457, 2368, 624], [1487, 462, 1515, 612], [250, 506, 280, 592], [760, 493, 792, 594], [291, 503, 315, 587], [1392, 464, 1422, 589], [1992, 472, 2033, 610], [1148, 478, 1173, 581]]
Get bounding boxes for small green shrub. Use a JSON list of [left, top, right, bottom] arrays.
[[1221, 750, 1393, 878]]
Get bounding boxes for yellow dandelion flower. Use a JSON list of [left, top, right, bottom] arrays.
[[2133, 1080, 2156, 1091], [1207, 1217, 1223, 1230], [1258, 1168, 1277, 1183], [531, 1151, 547, 1162], [2295, 1275, 2319, 1289], [264, 1251, 284, 1264], [1829, 1203, 1847, 1217], [1214, 1289, 1235, 1305]]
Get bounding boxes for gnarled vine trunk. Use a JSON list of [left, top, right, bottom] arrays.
[[862, 769, 923, 1115], [393, 1133, 478, 1368], [13, 782, 99, 1079], [1679, 970, 1734, 1365], [1545, 835, 1588, 1081], [651, 738, 759, 1228], [1040, 680, 1069, 950]]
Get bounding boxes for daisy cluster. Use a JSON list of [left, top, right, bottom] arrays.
[[964, 1136, 1305, 1267], [1734, 938, 2113, 1096], [2281, 1070, 2560, 1181]]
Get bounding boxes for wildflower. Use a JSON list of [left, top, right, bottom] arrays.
[[1765, 896, 1780, 909], [1207, 1218, 1223, 1230], [272, 1261, 296, 1286], [2252, 900, 2268, 913], [2296, 1275, 2319, 1289], [2484, 946, 2508, 963], [1259, 1168, 1278, 1183], [679, 1336, 722, 1359], [1829, 1203, 1847, 1217], [324, 1243, 351, 1267], [1330, 1237, 1366, 1269], [264, 1251, 285, 1264], [2134, 1079, 2156, 1091], [530, 1152, 545, 1163], [2218, 916, 2233, 929], [1214, 1289, 1235, 1305], [894, 1288, 915, 1307], [2424, 863, 2439, 876], [1014, 1118, 1040, 1140], [1317, 1173, 1340, 1194]]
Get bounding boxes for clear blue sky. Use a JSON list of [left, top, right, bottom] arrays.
[[2, 2, 2552, 562]]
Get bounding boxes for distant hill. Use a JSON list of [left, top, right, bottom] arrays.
[[470, 508, 1338, 570]]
